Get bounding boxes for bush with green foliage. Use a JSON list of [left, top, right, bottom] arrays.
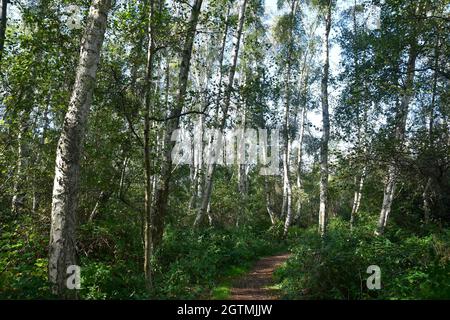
[[276, 216, 450, 299], [0, 216, 50, 299]]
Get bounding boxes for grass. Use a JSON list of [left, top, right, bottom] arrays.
[[211, 265, 250, 299]]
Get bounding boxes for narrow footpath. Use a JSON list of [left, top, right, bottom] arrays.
[[229, 252, 291, 300]]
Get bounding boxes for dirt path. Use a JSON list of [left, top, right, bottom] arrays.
[[229, 252, 291, 300]]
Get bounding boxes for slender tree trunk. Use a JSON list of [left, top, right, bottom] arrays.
[[350, 167, 365, 228], [376, 44, 418, 235], [318, 1, 331, 237], [189, 142, 199, 209], [423, 33, 440, 224], [152, 0, 203, 244], [32, 101, 50, 215], [264, 177, 276, 225], [238, 100, 247, 195], [281, 1, 297, 232], [11, 113, 29, 215], [189, 52, 210, 211], [349, 0, 364, 230], [0, 0, 8, 67], [214, 5, 230, 122], [195, 0, 247, 227], [189, 113, 204, 210], [88, 190, 111, 222], [118, 156, 129, 198], [49, 0, 111, 298], [294, 103, 306, 221], [282, 62, 293, 234], [422, 178, 432, 223], [142, 0, 157, 291]]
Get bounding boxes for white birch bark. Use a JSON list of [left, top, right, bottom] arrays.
[[422, 34, 440, 225], [49, 0, 111, 298], [143, 0, 157, 292], [282, 65, 292, 233], [318, 1, 331, 237], [281, 1, 298, 232], [350, 167, 365, 228], [11, 112, 29, 215], [0, 0, 8, 66]]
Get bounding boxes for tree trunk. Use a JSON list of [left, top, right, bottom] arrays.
[[294, 103, 306, 223], [422, 178, 432, 224], [142, 0, 157, 292], [350, 167, 365, 229], [281, 0, 298, 234], [189, 113, 204, 210], [195, 0, 247, 227], [264, 177, 277, 225], [423, 33, 440, 225], [49, 0, 111, 298], [11, 112, 29, 215], [282, 62, 293, 234], [214, 5, 230, 122], [0, 0, 8, 66], [318, 1, 331, 237], [32, 101, 50, 215], [152, 0, 203, 244], [238, 100, 247, 196], [88, 190, 111, 222]]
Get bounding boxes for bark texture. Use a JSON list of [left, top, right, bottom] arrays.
[[49, 0, 111, 298]]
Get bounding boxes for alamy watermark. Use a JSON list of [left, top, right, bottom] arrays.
[[66, 265, 81, 290], [171, 123, 281, 175], [366, 265, 381, 290]]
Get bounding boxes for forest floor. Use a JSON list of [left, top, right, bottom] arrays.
[[229, 252, 291, 300]]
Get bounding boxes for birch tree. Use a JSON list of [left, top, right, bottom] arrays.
[[318, 0, 332, 237], [279, 0, 298, 235], [49, 0, 111, 298], [143, 0, 157, 291], [0, 0, 8, 66]]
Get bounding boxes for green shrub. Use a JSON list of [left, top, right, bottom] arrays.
[[0, 217, 51, 299], [276, 216, 450, 300]]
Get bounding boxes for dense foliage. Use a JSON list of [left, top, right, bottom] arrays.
[[278, 217, 450, 299]]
